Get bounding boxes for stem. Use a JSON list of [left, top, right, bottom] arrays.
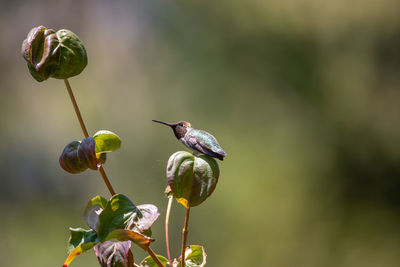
[[128, 250, 134, 267], [165, 195, 173, 266], [64, 79, 89, 138], [99, 165, 116, 195], [146, 247, 164, 267], [181, 207, 191, 267], [63, 79, 116, 196]]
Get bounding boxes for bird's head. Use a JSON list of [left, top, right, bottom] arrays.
[[152, 120, 192, 139]]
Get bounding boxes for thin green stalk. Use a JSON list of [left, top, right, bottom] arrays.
[[181, 207, 191, 267], [165, 195, 173, 266]]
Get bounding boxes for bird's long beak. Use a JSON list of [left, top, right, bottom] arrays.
[[152, 120, 173, 127]]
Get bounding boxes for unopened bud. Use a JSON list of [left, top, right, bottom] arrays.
[[22, 26, 87, 82]]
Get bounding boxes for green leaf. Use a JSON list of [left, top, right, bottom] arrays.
[[167, 151, 220, 208], [140, 255, 169, 267], [105, 229, 154, 250], [68, 228, 98, 254], [83, 195, 108, 231], [64, 228, 98, 267], [178, 245, 207, 267], [64, 194, 159, 267], [59, 137, 98, 174], [93, 130, 122, 154], [97, 194, 137, 241], [85, 195, 108, 211]]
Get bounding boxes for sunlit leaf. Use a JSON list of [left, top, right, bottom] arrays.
[[94, 241, 133, 267], [94, 130, 122, 154], [140, 255, 169, 267], [167, 151, 219, 208], [64, 228, 98, 267], [63, 245, 85, 267], [178, 245, 206, 267], [68, 228, 98, 253]]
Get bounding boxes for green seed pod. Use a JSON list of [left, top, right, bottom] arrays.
[[52, 29, 88, 79], [166, 151, 220, 208], [21, 26, 87, 82], [21, 26, 60, 82]]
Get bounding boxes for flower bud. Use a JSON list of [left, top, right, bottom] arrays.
[[21, 26, 87, 82], [59, 137, 98, 174], [166, 151, 220, 208]]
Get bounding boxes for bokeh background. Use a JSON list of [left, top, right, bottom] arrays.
[[1, 0, 400, 266]]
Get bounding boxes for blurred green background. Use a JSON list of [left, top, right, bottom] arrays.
[[1, 0, 400, 266]]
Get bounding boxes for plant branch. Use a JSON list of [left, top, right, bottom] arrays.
[[98, 165, 116, 195], [64, 79, 89, 138], [128, 250, 134, 267], [181, 207, 191, 267], [165, 195, 173, 266], [63, 79, 116, 196], [145, 247, 164, 267]]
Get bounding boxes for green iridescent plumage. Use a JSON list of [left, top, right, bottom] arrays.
[[152, 120, 227, 160]]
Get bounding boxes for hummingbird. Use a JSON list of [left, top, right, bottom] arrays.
[[152, 120, 227, 160]]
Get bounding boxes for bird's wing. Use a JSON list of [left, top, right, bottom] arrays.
[[196, 130, 226, 155], [186, 136, 213, 155]]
